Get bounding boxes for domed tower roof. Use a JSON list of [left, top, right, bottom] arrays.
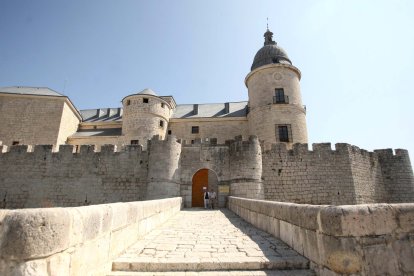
[[137, 88, 158, 96], [251, 29, 292, 71]]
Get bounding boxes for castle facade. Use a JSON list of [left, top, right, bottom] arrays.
[[0, 30, 413, 209], [0, 29, 306, 151]]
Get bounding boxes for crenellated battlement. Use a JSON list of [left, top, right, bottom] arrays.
[[0, 143, 148, 156], [0, 137, 412, 208], [266, 142, 408, 160]]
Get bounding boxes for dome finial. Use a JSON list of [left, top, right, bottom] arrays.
[[264, 21, 276, 46]]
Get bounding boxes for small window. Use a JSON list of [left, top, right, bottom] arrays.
[[93, 125, 97, 129], [161, 103, 165, 108], [12, 141, 19, 145], [191, 140, 195, 144], [274, 88, 288, 104], [131, 140, 139, 145], [276, 125, 292, 143], [159, 120, 164, 127], [143, 98, 149, 103], [191, 126, 199, 134], [168, 130, 172, 135], [126, 99, 131, 106]]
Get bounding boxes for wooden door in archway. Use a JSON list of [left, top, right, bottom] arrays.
[[192, 169, 208, 207]]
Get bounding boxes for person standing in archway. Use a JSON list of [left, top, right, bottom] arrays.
[[209, 189, 217, 209], [203, 187, 209, 209]]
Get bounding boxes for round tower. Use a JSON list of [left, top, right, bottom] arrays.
[[121, 88, 172, 147], [246, 29, 307, 149]]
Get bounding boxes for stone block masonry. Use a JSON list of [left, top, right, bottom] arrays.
[[0, 144, 149, 209], [0, 135, 413, 209], [228, 196, 414, 276], [0, 197, 182, 276], [263, 142, 414, 204]]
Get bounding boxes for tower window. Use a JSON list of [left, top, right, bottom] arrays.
[[161, 103, 165, 108], [272, 57, 279, 63], [131, 140, 139, 145], [191, 126, 199, 134], [168, 130, 172, 135], [274, 88, 289, 104], [276, 125, 292, 143], [160, 120, 164, 127], [143, 98, 149, 103], [126, 100, 131, 106]]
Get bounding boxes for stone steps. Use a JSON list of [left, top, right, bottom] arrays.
[[108, 270, 315, 276], [111, 255, 310, 272]]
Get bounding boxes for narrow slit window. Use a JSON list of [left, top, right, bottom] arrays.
[[160, 120, 164, 127]]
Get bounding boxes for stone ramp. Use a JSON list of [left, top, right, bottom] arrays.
[[109, 209, 314, 275]]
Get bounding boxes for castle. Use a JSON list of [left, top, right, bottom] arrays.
[[1, 29, 414, 276], [0, 29, 413, 209]]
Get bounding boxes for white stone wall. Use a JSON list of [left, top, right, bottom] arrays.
[[0, 197, 182, 276], [0, 95, 67, 146], [229, 196, 414, 276], [56, 102, 81, 145]]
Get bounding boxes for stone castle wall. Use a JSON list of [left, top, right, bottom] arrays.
[[0, 144, 148, 209], [0, 136, 413, 209], [262, 143, 414, 204]]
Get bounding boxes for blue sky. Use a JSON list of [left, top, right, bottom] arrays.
[[1, 0, 413, 163]]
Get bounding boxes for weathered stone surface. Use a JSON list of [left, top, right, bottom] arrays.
[[0, 209, 71, 260], [0, 197, 182, 276], [112, 209, 311, 273], [229, 197, 414, 276]]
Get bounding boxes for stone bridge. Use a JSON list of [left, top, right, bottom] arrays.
[[1, 197, 413, 276]]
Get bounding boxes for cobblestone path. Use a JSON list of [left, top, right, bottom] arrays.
[[109, 209, 314, 275]]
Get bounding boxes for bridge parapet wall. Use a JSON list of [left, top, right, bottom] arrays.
[[228, 196, 414, 276], [0, 197, 182, 276]]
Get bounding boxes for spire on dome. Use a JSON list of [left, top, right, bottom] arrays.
[[264, 19, 276, 46]]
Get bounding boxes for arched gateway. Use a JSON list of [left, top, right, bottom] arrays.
[[191, 169, 219, 207]]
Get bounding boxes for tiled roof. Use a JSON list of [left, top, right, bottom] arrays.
[[0, 86, 65, 97]]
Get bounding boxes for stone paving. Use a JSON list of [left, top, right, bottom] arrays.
[[110, 209, 312, 275]]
